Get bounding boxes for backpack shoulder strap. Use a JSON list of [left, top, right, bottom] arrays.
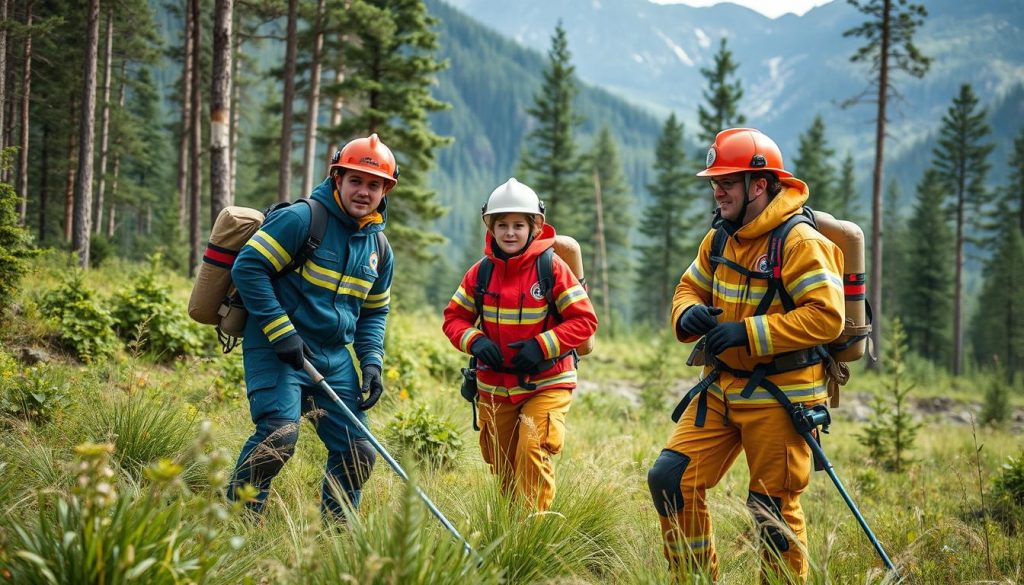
[[763, 207, 817, 312], [270, 198, 327, 279], [374, 230, 391, 269], [474, 257, 494, 326], [536, 246, 559, 321], [709, 227, 729, 277]]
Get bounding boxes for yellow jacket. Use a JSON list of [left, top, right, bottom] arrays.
[[672, 178, 845, 407]]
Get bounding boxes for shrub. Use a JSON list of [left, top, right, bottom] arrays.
[[38, 272, 119, 362], [0, 149, 37, 307], [0, 364, 71, 425], [979, 364, 1011, 427], [0, 441, 248, 584], [110, 256, 211, 360], [993, 451, 1024, 508], [384, 404, 463, 470]]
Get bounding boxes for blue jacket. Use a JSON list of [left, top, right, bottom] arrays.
[[232, 178, 393, 372]]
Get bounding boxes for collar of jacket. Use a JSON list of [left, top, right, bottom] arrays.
[[309, 176, 388, 233], [484, 223, 557, 270], [733, 176, 809, 240]]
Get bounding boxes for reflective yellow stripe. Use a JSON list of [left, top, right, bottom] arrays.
[[262, 314, 290, 336], [787, 268, 843, 302], [684, 260, 713, 293], [266, 322, 295, 342], [477, 370, 577, 396], [339, 275, 373, 299], [460, 329, 483, 353], [751, 315, 774, 355], [715, 380, 827, 405], [539, 331, 560, 358], [451, 286, 475, 312], [363, 288, 390, 309], [555, 285, 587, 312], [480, 304, 549, 325], [248, 239, 284, 271]]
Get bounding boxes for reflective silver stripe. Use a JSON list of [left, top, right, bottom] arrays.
[[728, 385, 826, 402], [788, 270, 842, 300], [249, 232, 290, 269], [453, 287, 473, 309], [753, 315, 772, 355], [685, 260, 713, 291], [555, 286, 587, 311], [303, 261, 341, 289]]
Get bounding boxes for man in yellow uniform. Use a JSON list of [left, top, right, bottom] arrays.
[[647, 128, 845, 582]]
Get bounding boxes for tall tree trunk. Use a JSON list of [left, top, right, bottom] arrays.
[[72, 0, 101, 268], [301, 0, 326, 196], [177, 1, 194, 233], [16, 0, 33, 225], [326, 55, 344, 159], [2, 31, 14, 181], [63, 116, 76, 243], [188, 0, 203, 276], [38, 122, 48, 242], [94, 7, 113, 234], [867, 0, 891, 369], [0, 0, 8, 154], [210, 0, 233, 220], [229, 20, 241, 202], [953, 171, 965, 375], [592, 169, 611, 332], [276, 0, 298, 202], [108, 61, 126, 238]]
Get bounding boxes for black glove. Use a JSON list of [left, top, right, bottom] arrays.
[[704, 322, 749, 355], [677, 305, 724, 337], [359, 364, 384, 410], [470, 337, 504, 369], [272, 335, 313, 370], [508, 339, 545, 372]]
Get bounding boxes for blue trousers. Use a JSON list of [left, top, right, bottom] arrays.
[[227, 348, 376, 519]]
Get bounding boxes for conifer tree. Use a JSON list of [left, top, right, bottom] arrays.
[[1005, 128, 1024, 233], [337, 0, 450, 301], [970, 212, 1024, 381], [898, 169, 953, 365], [636, 114, 702, 325], [836, 152, 861, 222], [697, 38, 744, 146], [844, 0, 931, 365], [582, 126, 632, 332], [931, 83, 994, 375], [517, 22, 588, 237], [793, 115, 839, 214], [881, 178, 905, 325]]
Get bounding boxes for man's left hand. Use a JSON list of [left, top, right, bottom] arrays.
[[508, 339, 545, 372], [359, 364, 384, 410], [705, 322, 749, 355]]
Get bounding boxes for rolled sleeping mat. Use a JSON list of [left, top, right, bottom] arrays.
[[553, 234, 595, 356], [188, 206, 266, 326], [811, 210, 871, 362]]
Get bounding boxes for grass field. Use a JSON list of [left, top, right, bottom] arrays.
[[0, 255, 1021, 584]]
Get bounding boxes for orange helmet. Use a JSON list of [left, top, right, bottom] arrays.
[[697, 128, 793, 179], [329, 133, 399, 190]]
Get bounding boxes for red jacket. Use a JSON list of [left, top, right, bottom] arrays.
[[442, 224, 598, 404]]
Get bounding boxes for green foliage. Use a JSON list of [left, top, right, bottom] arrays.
[[844, 0, 931, 80], [980, 366, 1012, 427], [517, 23, 590, 237], [857, 318, 922, 471], [0, 150, 37, 306], [206, 352, 246, 405], [898, 169, 954, 366], [992, 451, 1024, 508], [793, 115, 839, 214], [109, 257, 210, 360], [39, 272, 119, 362], [0, 439, 248, 584], [302, 475, 502, 584], [835, 152, 861, 223], [581, 126, 634, 333], [970, 215, 1024, 379], [0, 364, 71, 426], [384, 404, 463, 470], [93, 391, 197, 478], [639, 334, 675, 414], [636, 114, 703, 325], [697, 38, 745, 145]]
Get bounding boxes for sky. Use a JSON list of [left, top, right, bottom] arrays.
[[649, 0, 835, 19]]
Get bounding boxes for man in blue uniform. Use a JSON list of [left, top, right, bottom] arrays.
[[227, 134, 397, 520]]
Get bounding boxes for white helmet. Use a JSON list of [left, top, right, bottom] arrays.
[[481, 178, 546, 225]]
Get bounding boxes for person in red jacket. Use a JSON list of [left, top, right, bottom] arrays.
[[442, 178, 598, 511]]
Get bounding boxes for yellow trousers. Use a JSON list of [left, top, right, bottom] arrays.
[[648, 392, 817, 583], [477, 389, 572, 511]]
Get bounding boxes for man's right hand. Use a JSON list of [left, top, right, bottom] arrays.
[[470, 337, 503, 370], [677, 305, 724, 337], [273, 334, 313, 370]]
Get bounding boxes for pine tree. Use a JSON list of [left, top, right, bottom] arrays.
[[581, 126, 632, 332], [1005, 128, 1024, 234], [881, 178, 905, 326], [844, 0, 931, 366], [836, 152, 861, 222], [636, 114, 703, 325], [792, 115, 839, 214], [697, 38, 744, 146], [970, 213, 1024, 381], [898, 168, 953, 365], [338, 0, 450, 302], [932, 83, 994, 375], [517, 22, 588, 237]]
